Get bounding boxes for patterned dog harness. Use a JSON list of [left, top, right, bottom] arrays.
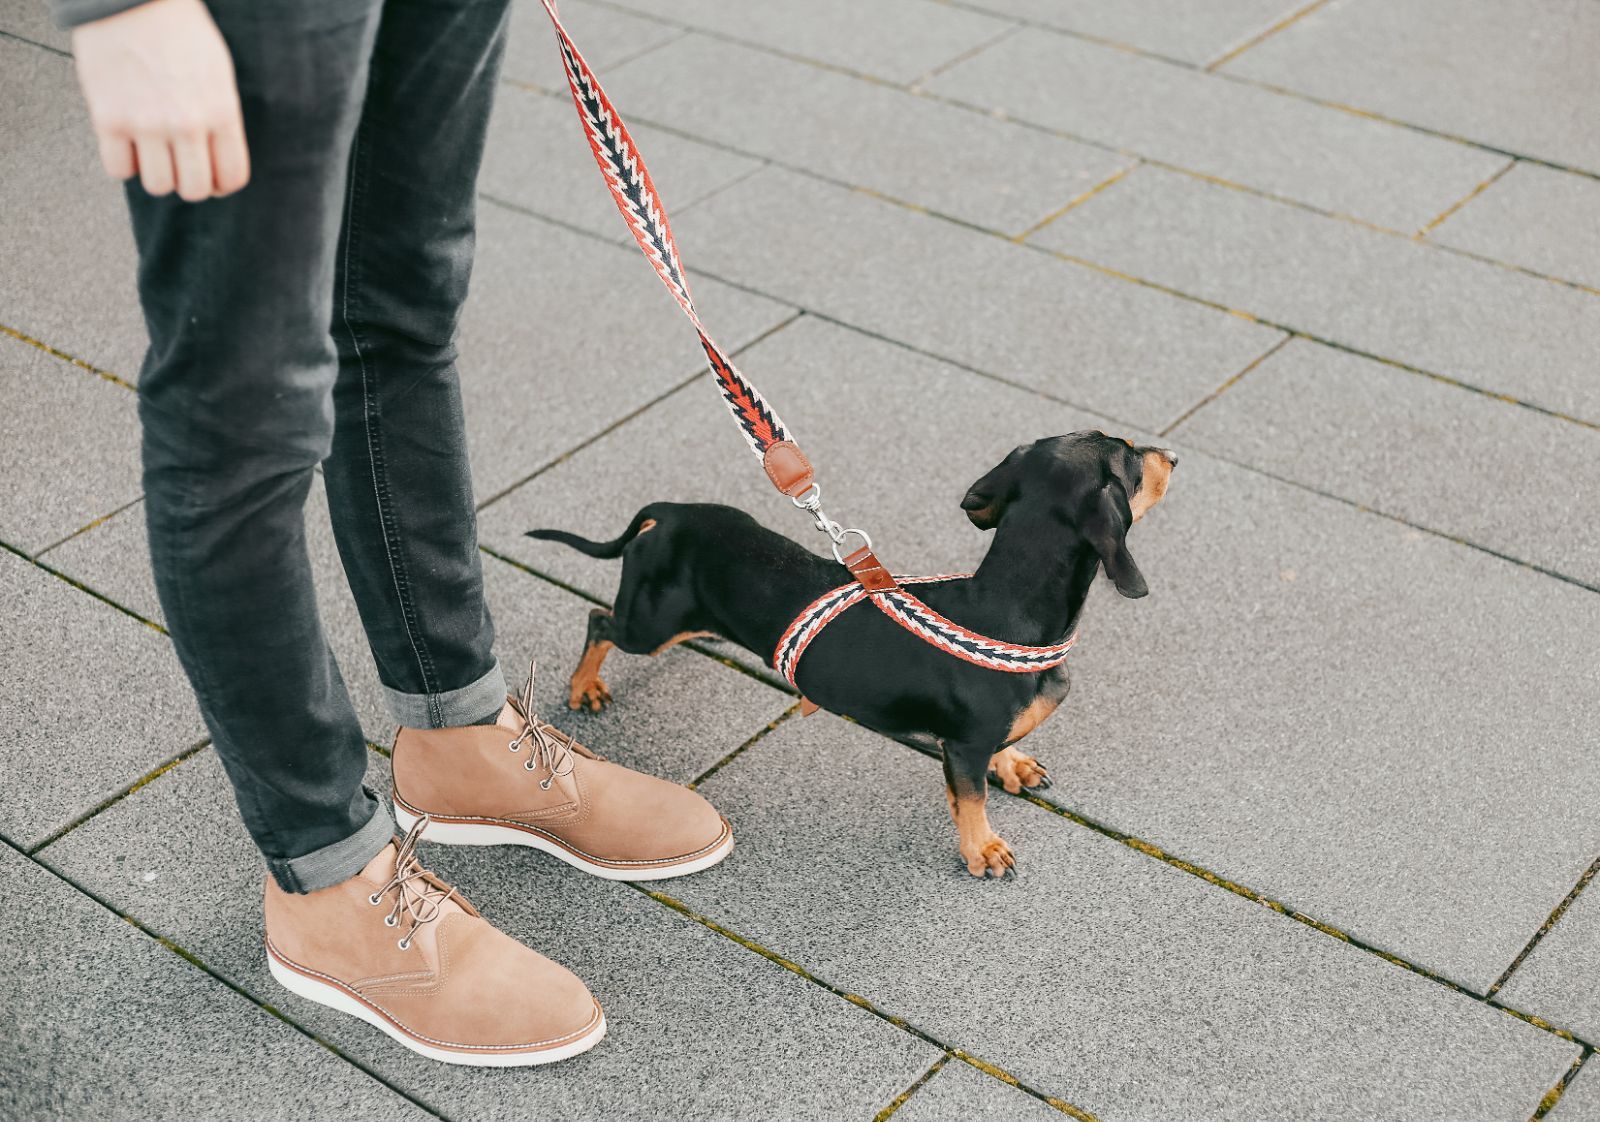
[[538, 1, 1079, 685]]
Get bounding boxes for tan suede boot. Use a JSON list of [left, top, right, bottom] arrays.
[[392, 660, 733, 880], [264, 818, 605, 1066]]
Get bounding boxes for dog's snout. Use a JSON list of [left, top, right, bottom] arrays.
[[1160, 449, 1178, 468]]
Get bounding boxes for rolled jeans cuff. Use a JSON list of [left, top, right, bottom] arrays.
[[383, 659, 507, 729], [268, 794, 395, 894]]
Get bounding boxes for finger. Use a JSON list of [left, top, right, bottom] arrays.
[[133, 135, 175, 196], [171, 131, 213, 202], [209, 118, 250, 195], [95, 132, 137, 181]]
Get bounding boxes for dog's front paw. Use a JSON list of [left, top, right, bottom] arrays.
[[961, 835, 1016, 878], [567, 675, 612, 712], [990, 746, 1049, 794]]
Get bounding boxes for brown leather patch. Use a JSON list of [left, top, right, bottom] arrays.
[[843, 546, 897, 592], [762, 440, 815, 497]]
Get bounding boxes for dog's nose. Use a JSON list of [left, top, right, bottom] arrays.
[[1163, 449, 1179, 467]]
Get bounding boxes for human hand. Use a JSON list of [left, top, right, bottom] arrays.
[[70, 0, 250, 201]]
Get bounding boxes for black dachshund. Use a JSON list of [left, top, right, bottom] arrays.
[[529, 431, 1176, 877]]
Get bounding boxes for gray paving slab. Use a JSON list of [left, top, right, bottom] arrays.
[[0, 37, 146, 379], [596, 0, 1014, 85], [460, 200, 795, 501], [1553, 1065, 1600, 1121], [503, 0, 684, 90], [1428, 162, 1600, 290], [927, 26, 1505, 232], [38, 748, 943, 1120], [482, 315, 1600, 991], [1222, 0, 1600, 175], [0, 844, 429, 1121], [0, 335, 140, 555], [0, 550, 203, 849], [602, 32, 1129, 235], [952, 0, 1309, 66], [664, 167, 1281, 433], [481, 81, 763, 246], [1496, 879, 1600, 1045], [671, 716, 1576, 1121], [0, 0, 68, 51], [1034, 164, 1600, 425], [1170, 338, 1600, 588], [892, 1061, 1062, 1122]]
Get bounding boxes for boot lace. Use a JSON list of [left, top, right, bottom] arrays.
[[505, 659, 584, 790], [366, 816, 457, 951]]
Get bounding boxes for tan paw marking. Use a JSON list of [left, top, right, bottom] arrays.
[[989, 746, 1048, 794], [962, 835, 1016, 878], [567, 676, 610, 712]]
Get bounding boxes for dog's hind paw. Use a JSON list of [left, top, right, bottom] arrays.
[[989, 746, 1049, 794], [962, 836, 1016, 878]]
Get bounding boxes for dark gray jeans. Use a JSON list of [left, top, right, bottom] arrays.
[[130, 0, 511, 893]]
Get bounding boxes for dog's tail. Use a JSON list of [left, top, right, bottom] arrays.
[[526, 508, 657, 559]]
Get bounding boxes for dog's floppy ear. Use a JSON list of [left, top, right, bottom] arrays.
[[961, 447, 1024, 530], [1086, 482, 1147, 598]]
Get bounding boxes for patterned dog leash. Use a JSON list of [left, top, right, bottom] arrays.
[[538, 0, 1077, 680]]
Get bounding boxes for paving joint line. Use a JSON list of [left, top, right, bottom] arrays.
[[22, 843, 453, 1121], [1533, 1048, 1593, 1121], [1, 322, 137, 391], [1488, 857, 1600, 997], [1414, 158, 1517, 238], [0, 28, 69, 57], [0, 537, 167, 633], [873, 1055, 950, 1121], [1012, 162, 1138, 243], [905, 20, 1022, 89], [1159, 333, 1291, 437], [687, 704, 803, 790], [28, 738, 212, 855], [1204, 0, 1332, 71], [33, 494, 145, 559], [579, 0, 906, 91], [628, 885, 1101, 1119], [590, 24, 691, 73]]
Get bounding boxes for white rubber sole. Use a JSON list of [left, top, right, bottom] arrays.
[[267, 948, 606, 1067], [393, 801, 734, 881]]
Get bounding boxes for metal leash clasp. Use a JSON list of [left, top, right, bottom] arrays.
[[792, 484, 873, 564]]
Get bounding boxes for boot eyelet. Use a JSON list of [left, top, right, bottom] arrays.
[[539, 777, 554, 791], [384, 915, 397, 928], [398, 938, 412, 951], [368, 893, 382, 906], [508, 741, 520, 752], [523, 759, 536, 771]]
